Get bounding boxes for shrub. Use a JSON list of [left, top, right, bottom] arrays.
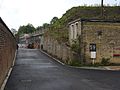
[[68, 60, 82, 66], [101, 58, 110, 66], [71, 40, 80, 53]]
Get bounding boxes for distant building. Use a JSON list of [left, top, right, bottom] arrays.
[[68, 18, 120, 64], [19, 28, 45, 49]]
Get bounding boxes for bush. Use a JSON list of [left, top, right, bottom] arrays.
[[68, 60, 82, 67], [101, 58, 110, 66], [71, 40, 80, 53], [92, 63, 101, 67]]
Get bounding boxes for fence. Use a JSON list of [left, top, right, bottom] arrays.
[[0, 18, 17, 87]]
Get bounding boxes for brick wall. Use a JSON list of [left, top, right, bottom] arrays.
[[0, 18, 16, 87]]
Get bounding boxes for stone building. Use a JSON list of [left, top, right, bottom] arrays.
[[19, 28, 45, 49], [68, 18, 120, 64]]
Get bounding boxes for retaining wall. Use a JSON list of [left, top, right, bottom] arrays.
[[43, 36, 80, 64]]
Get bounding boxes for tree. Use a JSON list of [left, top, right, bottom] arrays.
[[50, 17, 59, 24], [36, 26, 43, 31], [26, 23, 36, 33], [17, 23, 36, 35], [43, 23, 49, 29]]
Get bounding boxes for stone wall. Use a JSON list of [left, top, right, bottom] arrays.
[[43, 35, 80, 64], [0, 18, 16, 87], [44, 20, 120, 64], [83, 22, 120, 63]]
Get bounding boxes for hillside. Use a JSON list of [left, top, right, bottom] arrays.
[[46, 6, 120, 42], [60, 6, 120, 26]]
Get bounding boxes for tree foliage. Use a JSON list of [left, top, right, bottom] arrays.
[[43, 23, 50, 29], [36, 26, 43, 31], [18, 23, 36, 35], [50, 17, 59, 24]]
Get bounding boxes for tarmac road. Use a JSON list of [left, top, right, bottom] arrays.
[[5, 48, 120, 90]]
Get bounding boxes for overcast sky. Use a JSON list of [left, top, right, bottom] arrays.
[[0, 0, 119, 30]]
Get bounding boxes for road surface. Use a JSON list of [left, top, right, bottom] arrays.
[[5, 48, 120, 90]]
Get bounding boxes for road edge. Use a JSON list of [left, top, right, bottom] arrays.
[[0, 50, 17, 90], [40, 50, 119, 71], [40, 50, 65, 66]]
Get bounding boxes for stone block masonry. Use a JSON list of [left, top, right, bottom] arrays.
[[69, 19, 120, 64], [83, 21, 120, 63], [43, 35, 80, 64], [43, 19, 120, 65]]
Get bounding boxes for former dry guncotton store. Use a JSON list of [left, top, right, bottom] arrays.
[[68, 19, 120, 64]]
